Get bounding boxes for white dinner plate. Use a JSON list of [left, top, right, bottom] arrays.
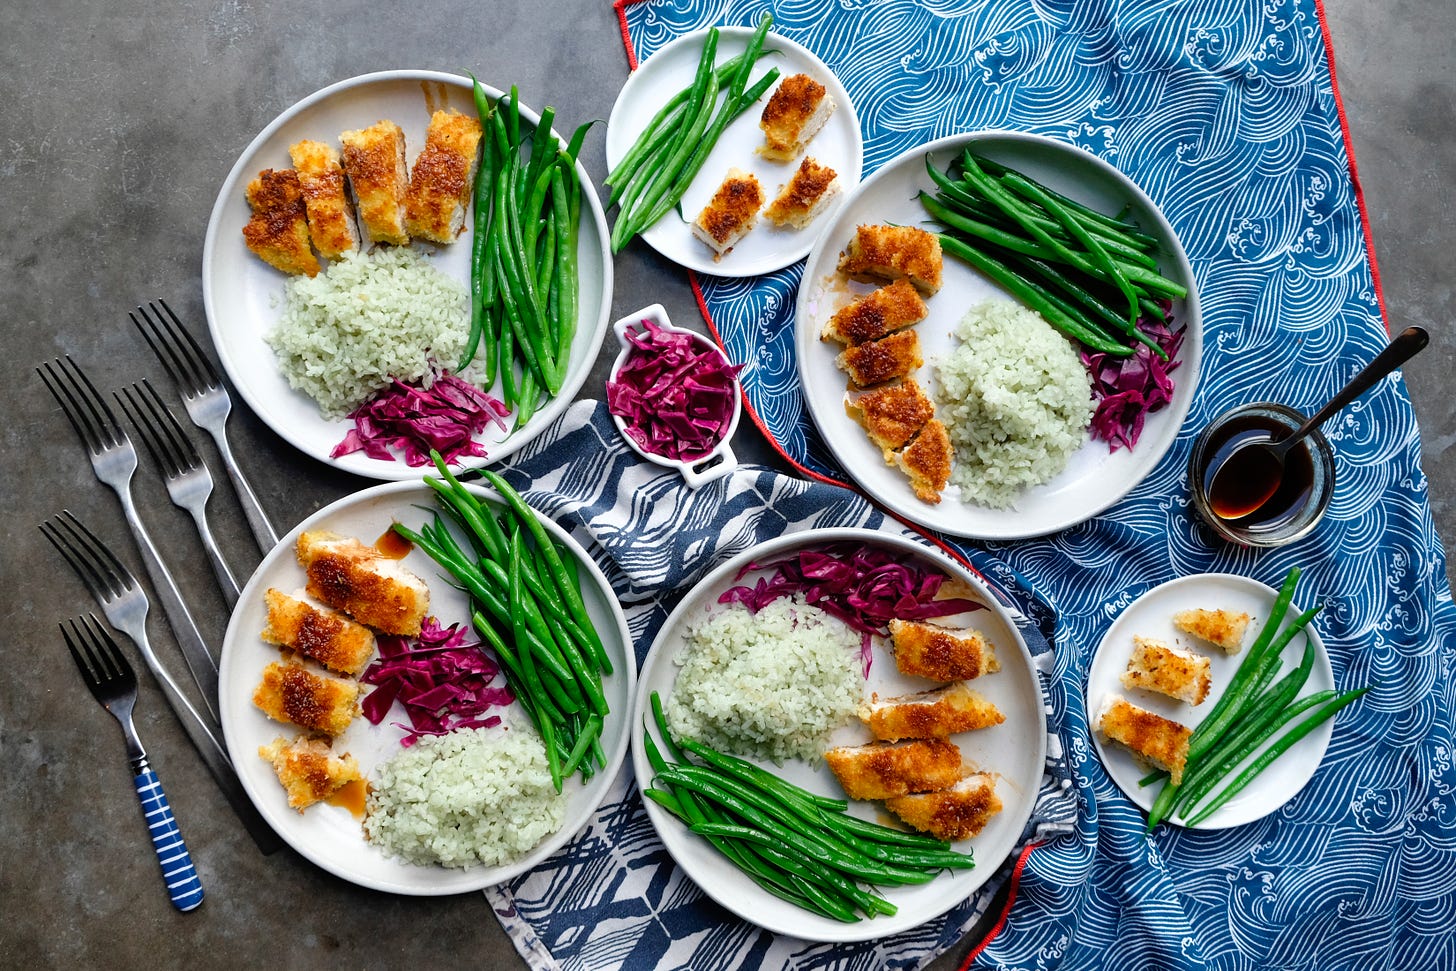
[[605, 27, 863, 276], [219, 480, 634, 894], [796, 131, 1202, 539], [202, 70, 613, 480], [1086, 573, 1335, 829], [631, 527, 1047, 941]]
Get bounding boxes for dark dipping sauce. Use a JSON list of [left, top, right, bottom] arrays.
[[1199, 414, 1315, 530]]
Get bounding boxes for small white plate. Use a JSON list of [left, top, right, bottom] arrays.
[[796, 131, 1202, 539], [219, 480, 635, 894], [202, 71, 613, 480], [631, 527, 1047, 941], [1086, 573, 1335, 829], [605, 27, 863, 276]]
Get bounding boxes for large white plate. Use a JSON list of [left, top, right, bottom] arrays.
[[796, 131, 1203, 539], [202, 71, 613, 480], [1086, 573, 1335, 829], [219, 480, 635, 894], [631, 527, 1047, 941], [605, 27, 863, 277]]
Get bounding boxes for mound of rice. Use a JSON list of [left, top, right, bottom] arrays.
[[667, 596, 863, 763], [267, 247, 470, 418], [934, 300, 1093, 508], [364, 727, 566, 869]]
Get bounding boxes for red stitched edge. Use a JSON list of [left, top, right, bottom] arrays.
[[960, 842, 1040, 969], [1313, 0, 1390, 334], [612, 0, 651, 70]]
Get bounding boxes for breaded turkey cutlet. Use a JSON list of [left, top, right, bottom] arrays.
[[295, 530, 430, 636], [895, 419, 953, 504], [758, 73, 835, 162], [838, 224, 944, 295], [862, 682, 1004, 741], [845, 378, 936, 458], [1097, 695, 1191, 785], [835, 329, 922, 388], [288, 139, 359, 260], [889, 618, 1000, 682], [763, 156, 840, 229], [821, 279, 928, 346], [339, 120, 410, 244], [404, 108, 484, 243], [241, 168, 319, 277], [884, 773, 1002, 842], [692, 168, 763, 259], [1122, 635, 1210, 706], [1173, 608, 1252, 654], [823, 738, 966, 801], [258, 735, 362, 811], [252, 661, 360, 737], [261, 588, 377, 677]]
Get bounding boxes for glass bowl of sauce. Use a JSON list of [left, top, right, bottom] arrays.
[[1188, 402, 1335, 546]]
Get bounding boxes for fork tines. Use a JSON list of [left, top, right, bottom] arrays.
[[130, 300, 221, 398], [36, 356, 127, 455], [61, 613, 135, 701], [115, 380, 201, 478], [39, 510, 134, 603]]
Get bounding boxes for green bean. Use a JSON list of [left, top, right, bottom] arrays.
[[969, 150, 1162, 249], [616, 68, 719, 251]]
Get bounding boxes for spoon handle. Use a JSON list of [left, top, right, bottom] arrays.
[[1287, 326, 1429, 443]]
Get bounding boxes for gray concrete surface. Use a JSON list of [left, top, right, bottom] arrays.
[[0, 0, 1448, 967]]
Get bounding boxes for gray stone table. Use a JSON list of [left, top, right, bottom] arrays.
[[1, 0, 1448, 967]]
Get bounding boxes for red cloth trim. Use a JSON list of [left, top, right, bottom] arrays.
[[1313, 0, 1390, 334], [612, 0, 652, 70], [960, 842, 1040, 969]]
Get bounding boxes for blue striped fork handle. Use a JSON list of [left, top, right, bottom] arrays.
[[133, 762, 205, 912]]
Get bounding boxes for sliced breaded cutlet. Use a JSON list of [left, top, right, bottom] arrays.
[[242, 168, 319, 277], [835, 329, 922, 388], [404, 108, 484, 244], [296, 530, 430, 636], [823, 738, 966, 801], [758, 73, 835, 162], [1173, 608, 1252, 655], [838, 225, 943, 295], [890, 618, 1000, 682], [258, 735, 362, 811], [261, 588, 377, 676], [821, 279, 928, 346], [884, 773, 1002, 842], [1121, 635, 1210, 706], [845, 378, 935, 459], [764, 156, 840, 229], [252, 661, 360, 737], [339, 120, 410, 244], [896, 419, 953, 505], [862, 682, 1004, 741], [288, 139, 359, 260], [692, 168, 763, 259], [1097, 695, 1191, 785]]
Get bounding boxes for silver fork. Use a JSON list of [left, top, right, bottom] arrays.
[[36, 356, 220, 717], [131, 300, 280, 554], [115, 380, 241, 607], [61, 614, 205, 912], [41, 511, 285, 855]]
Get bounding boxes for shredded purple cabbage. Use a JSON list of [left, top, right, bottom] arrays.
[[332, 374, 509, 467], [1081, 312, 1185, 452], [360, 618, 514, 747]]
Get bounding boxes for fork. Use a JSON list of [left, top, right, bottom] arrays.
[[115, 379, 241, 607], [37, 356, 221, 717], [61, 614, 205, 912], [131, 300, 280, 554], [41, 511, 285, 855]]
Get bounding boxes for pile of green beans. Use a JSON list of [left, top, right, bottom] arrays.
[[643, 691, 974, 922], [920, 149, 1189, 358], [459, 79, 590, 430], [392, 451, 612, 790], [604, 13, 779, 253], [1142, 567, 1370, 829]]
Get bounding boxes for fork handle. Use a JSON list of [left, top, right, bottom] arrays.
[[133, 766, 205, 912], [210, 427, 279, 554]]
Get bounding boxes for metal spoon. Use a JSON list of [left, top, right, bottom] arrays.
[[1210, 326, 1429, 520]]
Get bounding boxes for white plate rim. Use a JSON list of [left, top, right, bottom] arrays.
[[630, 526, 1047, 941], [201, 69, 614, 481], [605, 26, 864, 277], [1085, 572, 1335, 830], [218, 479, 635, 894], [794, 129, 1203, 540]]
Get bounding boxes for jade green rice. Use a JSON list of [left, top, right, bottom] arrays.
[[364, 727, 566, 869], [667, 596, 863, 763], [267, 247, 470, 418], [934, 300, 1093, 508]]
